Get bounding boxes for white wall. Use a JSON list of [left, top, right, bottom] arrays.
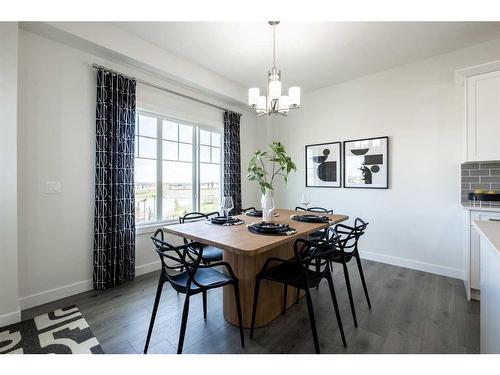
[[21, 22, 248, 105], [0, 23, 21, 326], [17, 29, 262, 309], [269, 38, 500, 279]]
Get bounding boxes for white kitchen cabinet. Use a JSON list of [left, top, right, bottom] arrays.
[[474, 220, 500, 353], [480, 234, 500, 353], [466, 70, 500, 161], [464, 208, 500, 300], [470, 225, 480, 290]]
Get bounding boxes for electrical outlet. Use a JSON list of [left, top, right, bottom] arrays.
[[45, 181, 61, 194]]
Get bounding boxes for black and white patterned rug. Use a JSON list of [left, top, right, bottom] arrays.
[[0, 305, 103, 354]]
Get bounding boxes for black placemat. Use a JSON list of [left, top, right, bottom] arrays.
[[291, 214, 330, 223], [245, 210, 263, 217], [245, 210, 279, 218], [247, 222, 296, 236], [207, 216, 245, 226]]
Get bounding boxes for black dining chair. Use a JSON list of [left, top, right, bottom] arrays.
[[318, 218, 371, 327], [179, 211, 223, 264], [250, 229, 347, 353], [295, 206, 333, 215], [295, 206, 335, 293], [144, 229, 244, 354], [295, 206, 333, 242]]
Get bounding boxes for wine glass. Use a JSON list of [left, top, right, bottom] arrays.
[[301, 191, 311, 211], [221, 196, 234, 223]]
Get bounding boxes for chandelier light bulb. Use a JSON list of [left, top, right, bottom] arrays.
[[269, 79, 282, 101], [248, 88, 260, 106], [289, 87, 301, 107], [257, 96, 267, 113], [279, 95, 290, 112]]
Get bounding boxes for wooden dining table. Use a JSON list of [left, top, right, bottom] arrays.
[[163, 208, 349, 328]]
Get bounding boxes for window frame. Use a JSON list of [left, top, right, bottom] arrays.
[[135, 108, 223, 230], [197, 123, 223, 215]]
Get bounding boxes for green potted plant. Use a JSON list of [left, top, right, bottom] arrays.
[[247, 141, 296, 221]]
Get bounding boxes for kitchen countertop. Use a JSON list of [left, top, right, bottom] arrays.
[[473, 220, 500, 255], [462, 203, 500, 213]]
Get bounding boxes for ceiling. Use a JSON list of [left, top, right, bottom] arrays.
[[115, 22, 500, 91]]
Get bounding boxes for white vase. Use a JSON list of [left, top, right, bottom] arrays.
[[261, 188, 275, 222]]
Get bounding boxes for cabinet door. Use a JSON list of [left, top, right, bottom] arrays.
[[469, 210, 500, 293], [467, 71, 500, 161], [480, 236, 500, 353], [470, 225, 481, 290]]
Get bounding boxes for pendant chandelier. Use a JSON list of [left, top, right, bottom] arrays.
[[248, 21, 301, 116]]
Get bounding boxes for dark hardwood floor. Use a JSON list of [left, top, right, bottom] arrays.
[[22, 259, 479, 354]]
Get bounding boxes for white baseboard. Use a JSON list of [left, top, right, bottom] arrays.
[[135, 260, 161, 276], [360, 251, 465, 280], [0, 310, 21, 327], [464, 279, 471, 301], [19, 279, 93, 310], [19, 261, 162, 311]]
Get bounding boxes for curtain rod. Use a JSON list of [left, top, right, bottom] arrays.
[[92, 63, 242, 117]]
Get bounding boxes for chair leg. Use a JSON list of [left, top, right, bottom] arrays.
[[304, 288, 320, 354], [326, 272, 347, 347], [233, 282, 245, 348], [342, 262, 358, 327], [355, 254, 372, 309], [282, 283, 288, 315], [177, 294, 191, 354], [144, 275, 164, 354], [316, 258, 321, 289], [295, 287, 300, 304], [202, 290, 207, 320], [250, 277, 262, 339]]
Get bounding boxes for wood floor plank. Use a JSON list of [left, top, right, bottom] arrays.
[[20, 259, 479, 354], [381, 328, 423, 354]]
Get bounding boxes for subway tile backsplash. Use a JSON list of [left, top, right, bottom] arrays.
[[461, 161, 500, 207]]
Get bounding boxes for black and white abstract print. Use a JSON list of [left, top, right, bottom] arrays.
[[0, 306, 103, 354], [306, 142, 341, 188], [344, 136, 389, 189], [93, 68, 136, 290]]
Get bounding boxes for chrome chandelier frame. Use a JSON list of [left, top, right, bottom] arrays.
[[249, 21, 301, 117]]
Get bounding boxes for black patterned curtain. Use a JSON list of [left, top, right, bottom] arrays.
[[93, 68, 136, 290], [223, 111, 242, 214]]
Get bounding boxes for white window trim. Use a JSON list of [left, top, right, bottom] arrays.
[[136, 219, 178, 235], [135, 108, 223, 228]]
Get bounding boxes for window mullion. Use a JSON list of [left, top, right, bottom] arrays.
[[219, 129, 223, 212], [156, 117, 162, 221], [193, 125, 199, 212]]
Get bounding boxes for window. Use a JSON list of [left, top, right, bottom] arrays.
[[135, 114, 157, 223], [199, 129, 222, 213], [134, 111, 222, 224]]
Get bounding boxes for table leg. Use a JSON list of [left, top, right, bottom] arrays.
[[223, 242, 303, 328]]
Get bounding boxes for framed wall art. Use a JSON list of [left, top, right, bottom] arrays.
[[343, 136, 389, 189], [305, 142, 341, 188]]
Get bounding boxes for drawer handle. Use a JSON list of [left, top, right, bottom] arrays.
[[489, 218, 500, 222]]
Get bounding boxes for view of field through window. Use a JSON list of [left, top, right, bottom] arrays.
[[134, 113, 221, 223]]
